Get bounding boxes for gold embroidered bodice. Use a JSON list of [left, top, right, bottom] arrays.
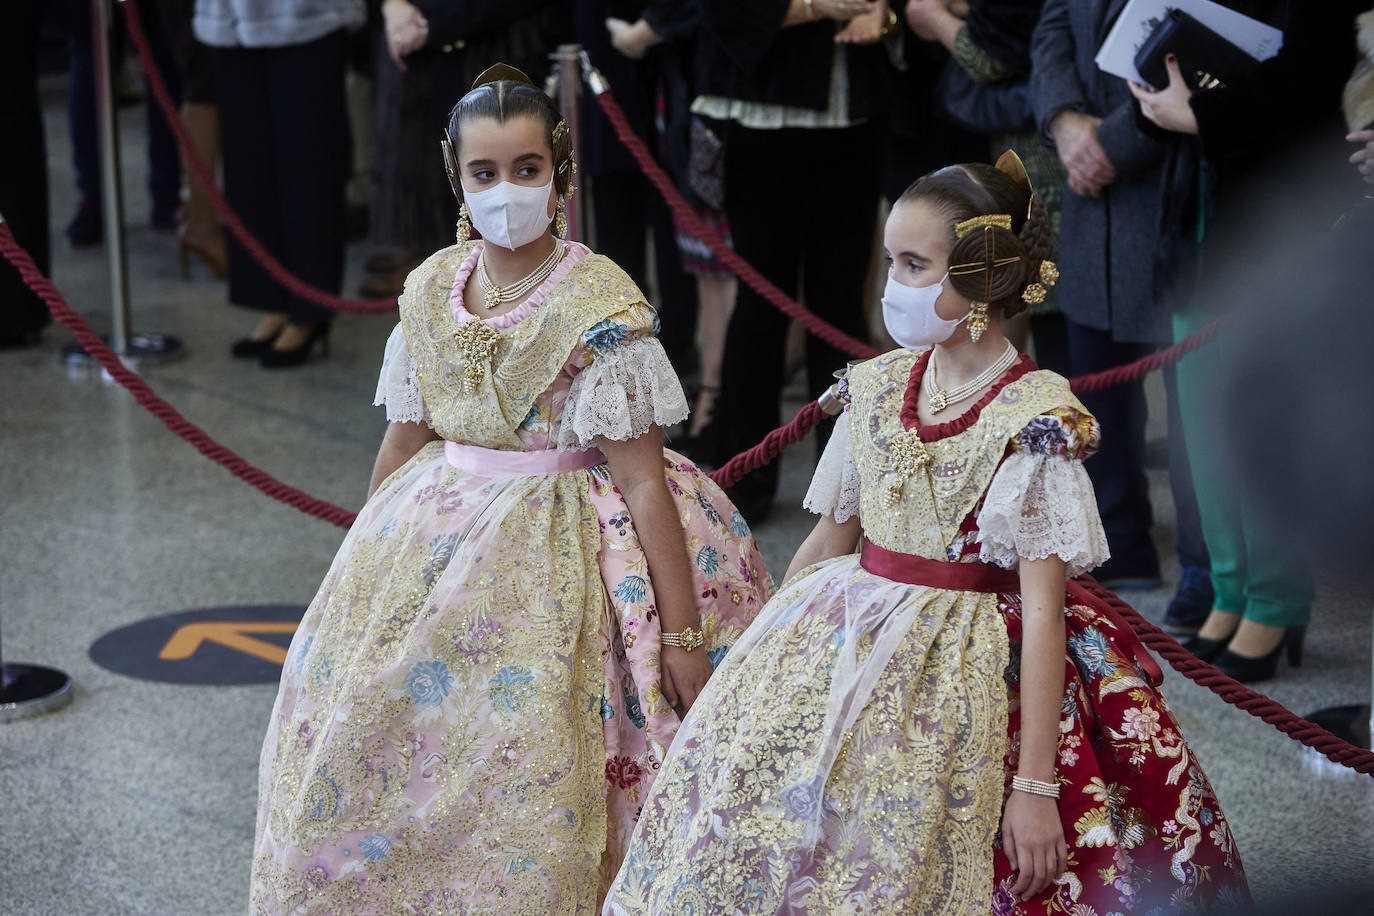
[[399, 242, 647, 448], [847, 348, 1088, 558]]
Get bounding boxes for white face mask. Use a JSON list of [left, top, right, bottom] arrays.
[[464, 178, 554, 250], [881, 271, 967, 349]]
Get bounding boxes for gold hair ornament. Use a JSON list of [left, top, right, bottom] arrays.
[[470, 62, 535, 90], [954, 213, 1012, 238]]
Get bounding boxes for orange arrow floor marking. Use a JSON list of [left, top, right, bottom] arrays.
[[159, 622, 299, 665]]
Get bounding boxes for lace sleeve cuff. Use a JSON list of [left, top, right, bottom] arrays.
[[976, 451, 1110, 578], [802, 411, 862, 523], [373, 322, 431, 426], [557, 336, 690, 448]]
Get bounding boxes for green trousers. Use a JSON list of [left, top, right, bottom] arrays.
[[1171, 308, 1314, 626]]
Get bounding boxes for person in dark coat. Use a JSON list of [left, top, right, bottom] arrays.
[[0, 2, 52, 348], [1030, 0, 1213, 630], [1129, 0, 1368, 681], [698, 0, 889, 524]]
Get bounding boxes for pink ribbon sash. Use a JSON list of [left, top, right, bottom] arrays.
[[444, 441, 606, 477]]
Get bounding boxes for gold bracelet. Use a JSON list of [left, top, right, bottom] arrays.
[[879, 8, 898, 37], [661, 625, 705, 652], [1011, 775, 1060, 799]]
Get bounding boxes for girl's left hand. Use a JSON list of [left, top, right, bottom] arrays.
[[1001, 790, 1067, 901], [1129, 55, 1198, 135], [660, 645, 712, 716], [836, 0, 890, 44]]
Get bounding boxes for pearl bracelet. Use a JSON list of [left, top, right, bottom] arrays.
[[1011, 775, 1060, 799]]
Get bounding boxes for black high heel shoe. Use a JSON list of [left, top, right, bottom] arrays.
[[231, 328, 282, 358], [260, 323, 330, 369], [1216, 627, 1306, 683], [1179, 632, 1232, 664]]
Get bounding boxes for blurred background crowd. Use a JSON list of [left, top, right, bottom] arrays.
[[3, 0, 1373, 687]]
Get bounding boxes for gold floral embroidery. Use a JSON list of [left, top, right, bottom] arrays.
[[848, 349, 1089, 558], [401, 243, 648, 448]]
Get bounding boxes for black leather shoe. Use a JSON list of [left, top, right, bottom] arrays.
[[1216, 627, 1305, 683], [260, 323, 330, 369], [65, 197, 103, 247], [1162, 567, 1215, 634]]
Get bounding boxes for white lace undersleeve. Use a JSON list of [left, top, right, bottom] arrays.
[[557, 336, 690, 449], [373, 323, 431, 426], [975, 451, 1110, 578], [802, 411, 861, 523]]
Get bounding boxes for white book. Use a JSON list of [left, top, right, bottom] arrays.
[[1095, 0, 1284, 86]]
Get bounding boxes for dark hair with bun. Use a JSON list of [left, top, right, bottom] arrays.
[[445, 79, 575, 199], [896, 162, 1054, 319]]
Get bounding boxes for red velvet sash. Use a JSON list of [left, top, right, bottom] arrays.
[[859, 539, 1163, 686], [859, 539, 1020, 592]]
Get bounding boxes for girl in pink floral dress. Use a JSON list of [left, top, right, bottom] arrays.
[[249, 66, 770, 914]]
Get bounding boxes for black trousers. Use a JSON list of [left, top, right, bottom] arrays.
[[0, 2, 51, 341], [215, 30, 350, 324], [714, 121, 880, 507]]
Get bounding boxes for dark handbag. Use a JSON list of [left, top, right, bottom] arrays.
[[1133, 8, 1259, 91], [936, 59, 1035, 135]]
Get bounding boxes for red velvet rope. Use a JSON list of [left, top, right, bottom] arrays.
[[706, 400, 826, 490], [121, 1, 395, 315], [0, 222, 359, 529], [4, 222, 1370, 776]]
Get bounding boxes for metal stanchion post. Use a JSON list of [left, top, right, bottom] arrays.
[[62, 0, 183, 370], [551, 44, 592, 249], [0, 600, 74, 723]]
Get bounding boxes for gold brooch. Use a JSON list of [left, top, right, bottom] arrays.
[[453, 319, 499, 393], [886, 428, 932, 506]]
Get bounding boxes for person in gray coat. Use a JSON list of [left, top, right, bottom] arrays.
[[1030, 0, 1213, 629]]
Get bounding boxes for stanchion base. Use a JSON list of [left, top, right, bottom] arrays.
[[1304, 704, 1371, 749], [0, 663, 74, 723], [62, 333, 185, 369]]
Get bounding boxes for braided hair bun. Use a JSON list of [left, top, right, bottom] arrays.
[[897, 160, 1056, 319]]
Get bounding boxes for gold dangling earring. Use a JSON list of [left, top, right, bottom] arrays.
[[554, 199, 568, 239], [967, 301, 990, 343], [456, 202, 472, 244]]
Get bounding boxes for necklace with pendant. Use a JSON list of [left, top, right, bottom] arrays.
[[477, 243, 564, 310], [926, 341, 1018, 414]]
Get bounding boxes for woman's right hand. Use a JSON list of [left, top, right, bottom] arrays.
[[382, 0, 429, 71]]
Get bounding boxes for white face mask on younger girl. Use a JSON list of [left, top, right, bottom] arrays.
[[880, 271, 968, 349], [464, 178, 554, 250]]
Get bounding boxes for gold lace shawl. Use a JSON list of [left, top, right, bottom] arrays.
[[400, 242, 648, 448], [849, 349, 1087, 558]]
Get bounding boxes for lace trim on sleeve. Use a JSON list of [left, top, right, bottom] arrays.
[[557, 336, 690, 448], [802, 411, 861, 523], [975, 451, 1110, 578], [373, 322, 431, 426]]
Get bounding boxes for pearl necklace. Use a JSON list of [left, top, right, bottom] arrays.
[[477, 242, 564, 310], [927, 341, 1018, 413]]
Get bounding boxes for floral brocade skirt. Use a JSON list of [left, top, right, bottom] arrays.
[[605, 556, 1249, 915], [250, 442, 770, 915]]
